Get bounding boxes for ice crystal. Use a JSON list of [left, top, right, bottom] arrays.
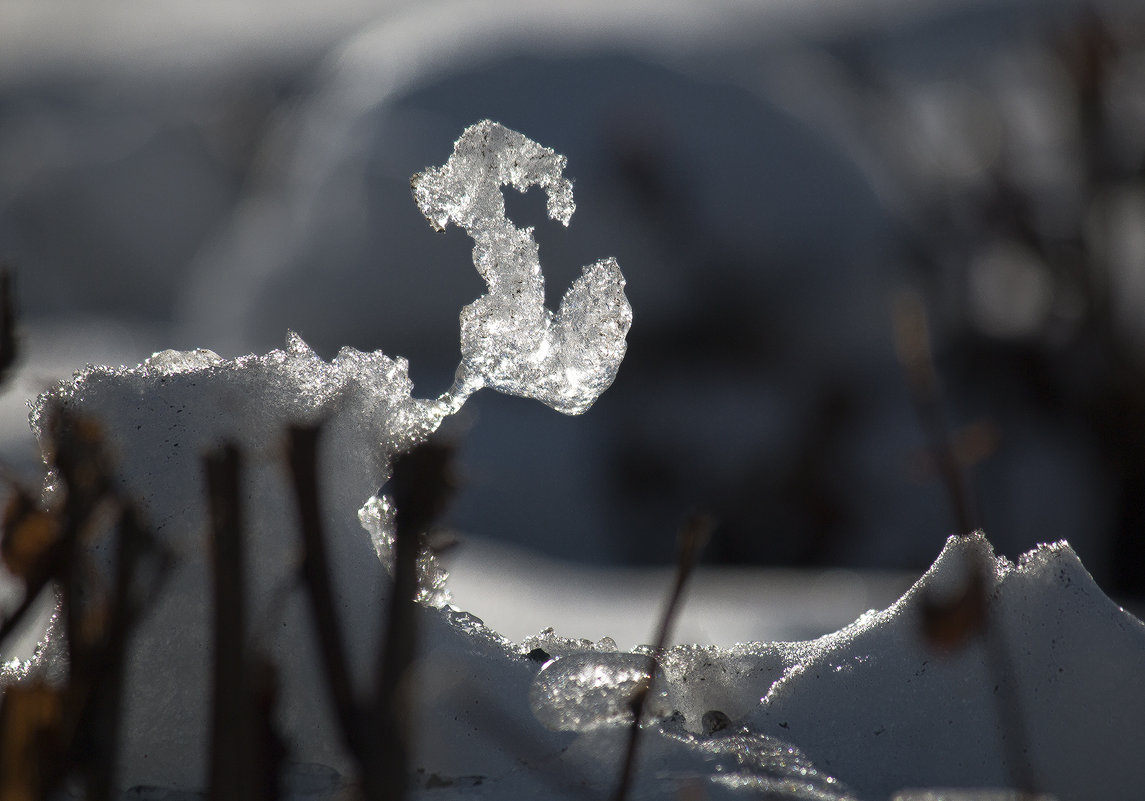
[[528, 651, 671, 731], [414, 120, 632, 415]]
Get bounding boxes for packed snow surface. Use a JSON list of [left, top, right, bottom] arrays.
[[4, 122, 1144, 801]]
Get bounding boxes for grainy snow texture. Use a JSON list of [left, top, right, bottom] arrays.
[[24, 334, 440, 788], [5, 122, 1145, 801]]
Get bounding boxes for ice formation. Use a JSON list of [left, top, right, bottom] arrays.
[[4, 121, 1145, 801], [413, 120, 631, 415]]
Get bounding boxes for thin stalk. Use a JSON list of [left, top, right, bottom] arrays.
[[287, 424, 385, 800], [893, 290, 1038, 796], [206, 444, 250, 801], [612, 513, 712, 801], [374, 439, 457, 801], [893, 291, 979, 536]]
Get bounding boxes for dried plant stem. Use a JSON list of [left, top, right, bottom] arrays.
[[290, 425, 453, 801], [375, 438, 457, 801], [893, 291, 1038, 797], [893, 291, 979, 536], [8, 407, 172, 801], [373, 486, 417, 801], [206, 443, 251, 801], [613, 513, 712, 801], [287, 425, 383, 796], [79, 505, 150, 801]]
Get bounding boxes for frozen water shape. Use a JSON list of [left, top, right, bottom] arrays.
[[413, 119, 632, 415], [528, 651, 671, 732]]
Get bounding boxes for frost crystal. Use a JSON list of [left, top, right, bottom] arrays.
[[413, 120, 632, 415]]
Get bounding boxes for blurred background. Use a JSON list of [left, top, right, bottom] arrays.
[[3, 0, 1145, 642]]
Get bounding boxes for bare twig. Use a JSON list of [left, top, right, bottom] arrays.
[[892, 292, 1038, 797], [205, 443, 253, 801], [204, 442, 285, 801], [288, 425, 458, 801], [5, 405, 173, 801], [375, 439, 457, 801], [0, 263, 18, 386], [613, 512, 712, 801], [286, 425, 367, 762], [0, 680, 65, 801], [78, 505, 155, 801], [893, 290, 979, 536]]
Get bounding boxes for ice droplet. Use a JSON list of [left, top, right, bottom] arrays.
[[528, 652, 671, 732], [413, 120, 632, 415]]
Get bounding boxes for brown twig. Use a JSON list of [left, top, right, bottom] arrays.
[[4, 405, 173, 801], [205, 443, 253, 801], [286, 425, 369, 767], [612, 512, 712, 801], [374, 439, 456, 801], [893, 291, 1038, 798], [892, 291, 979, 536], [370, 441, 451, 796], [288, 425, 458, 801], [0, 263, 18, 387], [77, 504, 155, 801]]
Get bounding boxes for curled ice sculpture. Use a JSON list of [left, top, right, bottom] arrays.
[[414, 119, 632, 415]]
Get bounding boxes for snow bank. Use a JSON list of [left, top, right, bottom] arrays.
[[26, 335, 436, 787]]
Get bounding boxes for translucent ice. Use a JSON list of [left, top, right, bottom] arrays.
[[413, 120, 632, 415], [528, 651, 671, 731]]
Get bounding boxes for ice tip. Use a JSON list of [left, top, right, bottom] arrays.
[[284, 330, 316, 356]]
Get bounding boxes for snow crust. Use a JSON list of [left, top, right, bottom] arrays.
[[25, 333, 439, 787], [5, 122, 1145, 800]]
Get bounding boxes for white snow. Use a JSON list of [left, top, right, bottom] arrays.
[[3, 121, 1144, 801]]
